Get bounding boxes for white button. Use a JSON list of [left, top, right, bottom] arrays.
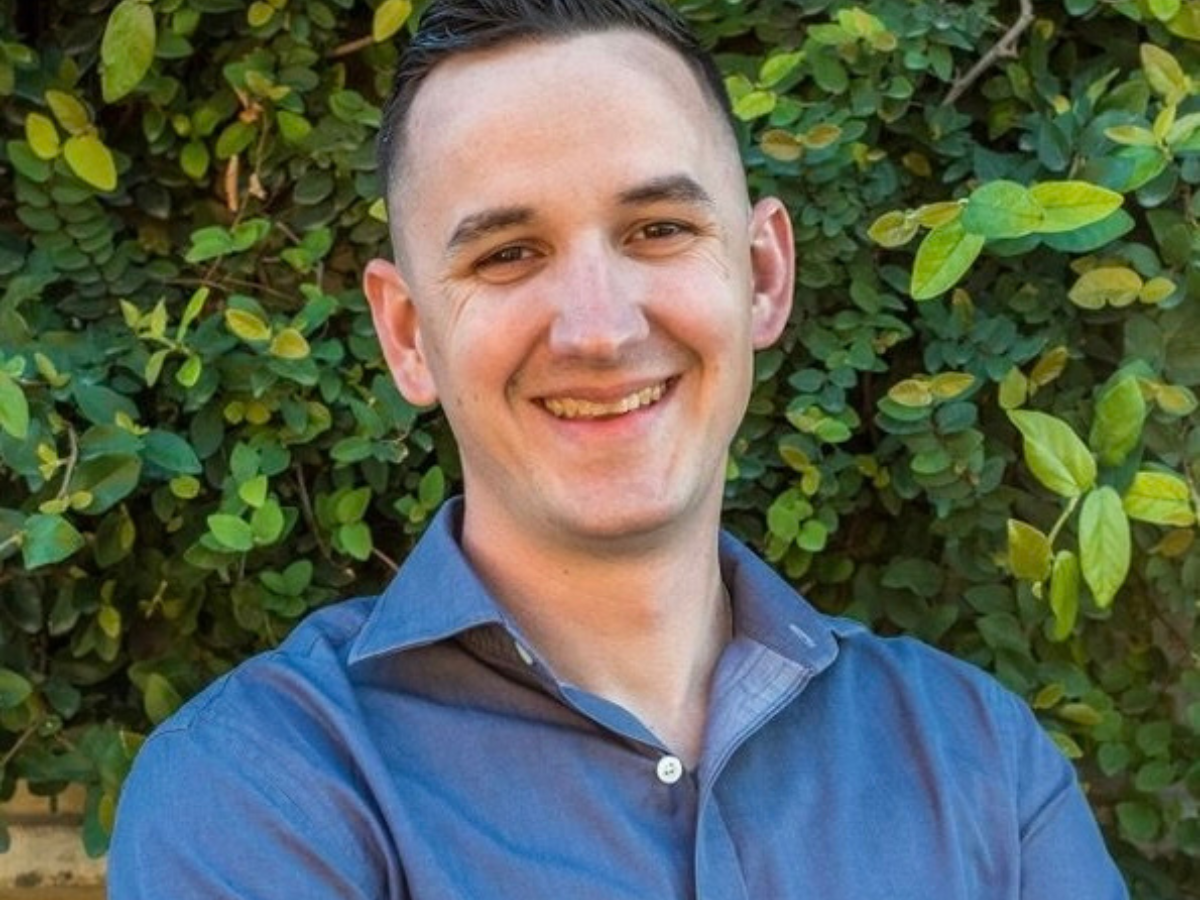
[[656, 755, 684, 785], [514, 642, 535, 666]]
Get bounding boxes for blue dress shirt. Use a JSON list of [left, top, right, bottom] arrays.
[[109, 499, 1127, 898]]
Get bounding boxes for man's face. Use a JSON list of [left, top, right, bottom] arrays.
[[365, 30, 794, 553]]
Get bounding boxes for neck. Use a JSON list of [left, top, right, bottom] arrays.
[[461, 506, 730, 767]]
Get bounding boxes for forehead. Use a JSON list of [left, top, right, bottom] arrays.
[[392, 31, 740, 256]]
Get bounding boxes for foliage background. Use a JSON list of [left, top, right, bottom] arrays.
[[0, 0, 1197, 894]]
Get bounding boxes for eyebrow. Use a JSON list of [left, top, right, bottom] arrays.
[[445, 205, 535, 257], [617, 174, 716, 210], [442, 174, 716, 258]]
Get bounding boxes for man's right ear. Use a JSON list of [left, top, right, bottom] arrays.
[[363, 259, 439, 407]]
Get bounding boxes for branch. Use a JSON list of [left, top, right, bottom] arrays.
[[943, 0, 1035, 107]]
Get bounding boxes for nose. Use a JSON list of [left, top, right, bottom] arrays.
[[546, 241, 649, 360]]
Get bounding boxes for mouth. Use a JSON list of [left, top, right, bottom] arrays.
[[541, 380, 671, 420]]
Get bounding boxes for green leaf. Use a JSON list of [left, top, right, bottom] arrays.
[[1123, 470, 1196, 526], [63, 133, 118, 192], [961, 180, 1043, 239], [215, 120, 256, 159], [1068, 266, 1143, 309], [1041, 210, 1135, 253], [207, 513, 254, 552], [72, 455, 143, 513], [0, 668, 34, 709], [419, 466, 445, 509], [22, 513, 86, 569], [143, 430, 202, 474], [335, 487, 371, 524], [276, 110, 313, 143], [101, 0, 157, 103], [1090, 376, 1146, 467], [1048, 550, 1080, 641], [372, 0, 412, 42], [184, 225, 235, 263], [142, 673, 182, 726], [250, 499, 285, 544], [339, 521, 372, 561], [238, 474, 269, 508], [1117, 800, 1161, 844], [25, 112, 60, 159], [1007, 519, 1053, 581], [180, 140, 210, 179], [1028, 181, 1123, 233], [760, 50, 804, 87], [1008, 410, 1097, 498], [910, 221, 985, 301], [0, 370, 30, 439], [1079, 486, 1131, 608]]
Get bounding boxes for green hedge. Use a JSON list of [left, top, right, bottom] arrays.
[[0, 0, 1196, 893]]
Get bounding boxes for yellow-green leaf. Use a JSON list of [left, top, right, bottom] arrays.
[[887, 378, 933, 407], [1009, 409, 1097, 498], [224, 308, 272, 343], [867, 210, 918, 248], [373, 0, 413, 42], [732, 89, 777, 121], [1028, 181, 1124, 233], [999, 367, 1028, 410], [63, 133, 118, 191], [1048, 550, 1080, 641], [45, 89, 90, 134], [1123, 470, 1196, 527], [1103, 125, 1158, 147], [1030, 345, 1070, 388], [269, 328, 311, 360], [798, 123, 842, 149], [1150, 382, 1197, 416], [1068, 266, 1143, 309], [1008, 519, 1053, 581], [101, 0, 157, 103], [911, 221, 985, 301], [912, 201, 962, 229], [247, 1, 275, 27], [929, 372, 975, 400], [25, 112, 60, 160], [1139, 276, 1176, 304], [1141, 43, 1189, 104], [1079, 486, 1130, 608], [760, 129, 803, 162]]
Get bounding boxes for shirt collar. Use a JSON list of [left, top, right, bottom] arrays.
[[350, 497, 840, 675]]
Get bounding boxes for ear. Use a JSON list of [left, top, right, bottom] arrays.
[[747, 197, 795, 349], [363, 258, 439, 407]]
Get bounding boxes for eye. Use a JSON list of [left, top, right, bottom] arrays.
[[477, 245, 535, 268], [636, 221, 692, 241]]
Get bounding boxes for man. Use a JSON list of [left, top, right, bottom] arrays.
[[108, 1, 1128, 897]]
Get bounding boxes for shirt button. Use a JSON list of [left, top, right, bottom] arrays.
[[514, 642, 535, 666], [656, 755, 684, 785]]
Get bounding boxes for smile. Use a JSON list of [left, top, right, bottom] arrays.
[[542, 381, 669, 420]]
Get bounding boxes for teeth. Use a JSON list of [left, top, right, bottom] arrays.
[[543, 382, 667, 420]]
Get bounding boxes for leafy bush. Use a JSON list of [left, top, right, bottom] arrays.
[[0, 0, 1196, 894]]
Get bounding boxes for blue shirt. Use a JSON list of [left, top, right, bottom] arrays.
[[109, 499, 1127, 899]]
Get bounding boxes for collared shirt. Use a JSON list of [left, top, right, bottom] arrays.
[[109, 499, 1127, 899]]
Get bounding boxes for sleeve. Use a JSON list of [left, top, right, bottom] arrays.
[[107, 716, 395, 900], [1007, 696, 1130, 900]]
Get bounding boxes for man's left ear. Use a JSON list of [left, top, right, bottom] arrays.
[[747, 197, 795, 349]]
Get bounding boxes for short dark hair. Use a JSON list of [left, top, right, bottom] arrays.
[[375, 0, 733, 206]]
